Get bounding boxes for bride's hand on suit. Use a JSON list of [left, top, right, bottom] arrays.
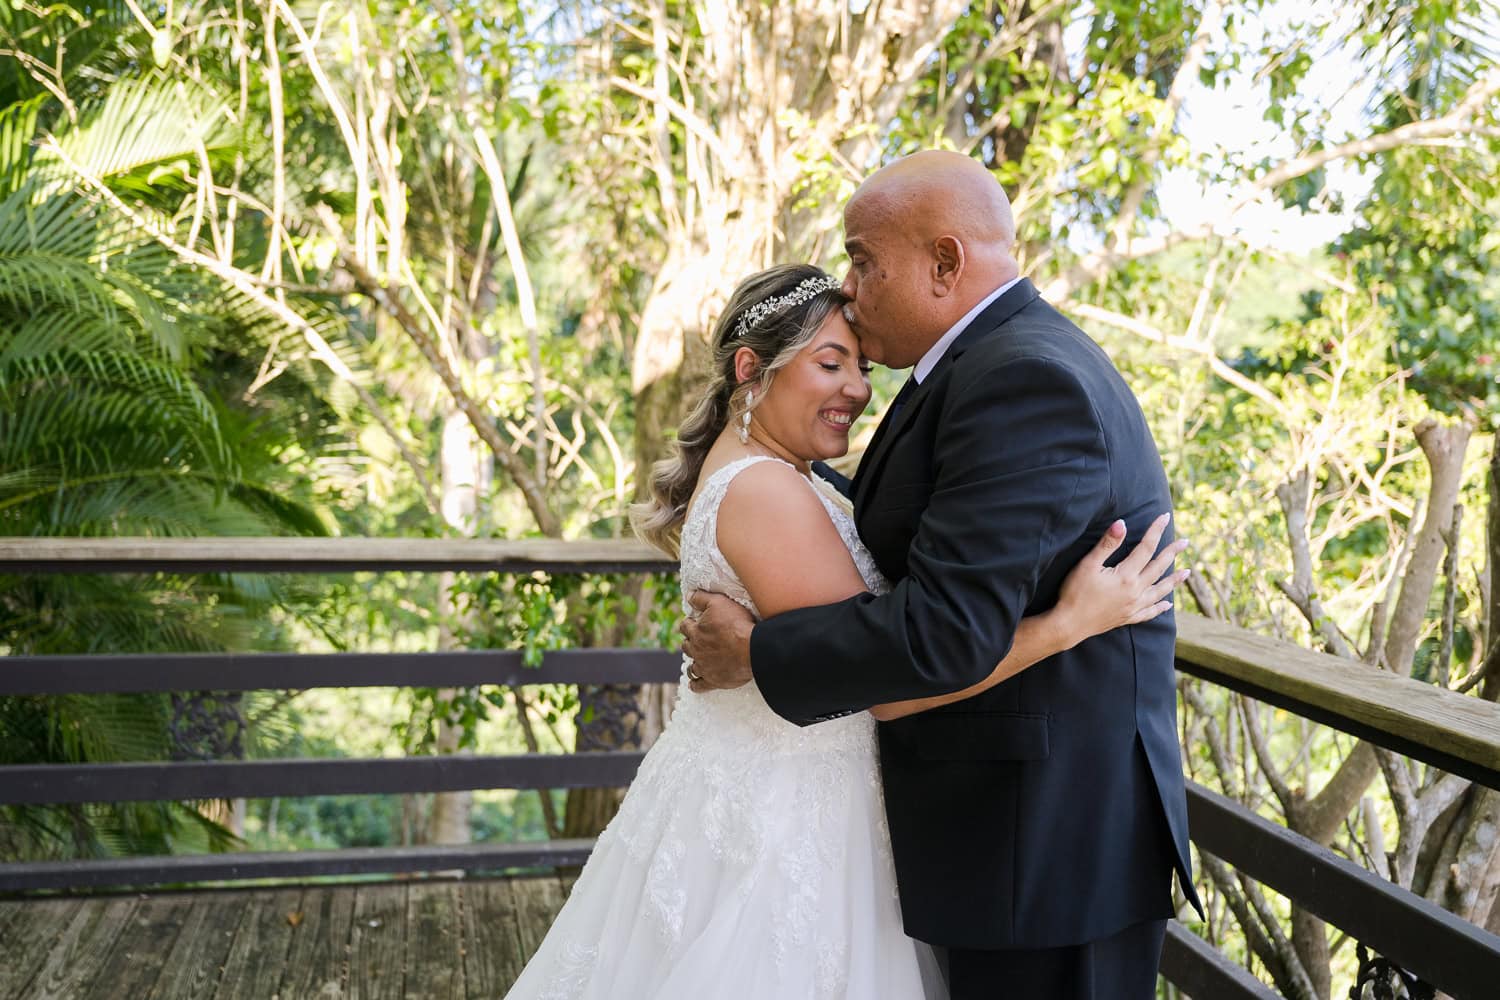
[[864, 514, 1187, 720], [1047, 512, 1188, 649]]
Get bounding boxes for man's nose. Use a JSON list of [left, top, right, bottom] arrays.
[[840, 269, 857, 300]]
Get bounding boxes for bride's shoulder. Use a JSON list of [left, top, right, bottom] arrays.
[[715, 459, 834, 542]]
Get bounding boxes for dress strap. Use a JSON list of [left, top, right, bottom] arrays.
[[687, 454, 800, 526]]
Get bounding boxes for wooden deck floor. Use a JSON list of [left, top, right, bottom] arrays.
[[0, 875, 570, 999]]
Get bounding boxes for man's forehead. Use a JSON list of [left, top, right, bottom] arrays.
[[844, 188, 902, 239]]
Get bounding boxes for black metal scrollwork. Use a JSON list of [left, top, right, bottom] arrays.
[[169, 690, 245, 761], [1349, 942, 1435, 1000], [574, 683, 644, 753]]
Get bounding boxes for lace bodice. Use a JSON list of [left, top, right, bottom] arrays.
[[672, 455, 889, 753]]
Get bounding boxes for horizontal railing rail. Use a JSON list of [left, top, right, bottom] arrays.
[[0, 648, 683, 695], [1176, 614, 1500, 792], [0, 537, 676, 574], [1160, 922, 1281, 1000], [6, 537, 1500, 998], [1186, 781, 1500, 998], [0, 841, 596, 892], [0, 751, 652, 805]]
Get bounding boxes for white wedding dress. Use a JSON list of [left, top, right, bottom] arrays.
[[504, 455, 946, 1000]]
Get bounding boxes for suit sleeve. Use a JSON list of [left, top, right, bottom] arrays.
[[750, 355, 1111, 725]]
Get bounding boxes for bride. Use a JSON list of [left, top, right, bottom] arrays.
[[503, 264, 1185, 1000]]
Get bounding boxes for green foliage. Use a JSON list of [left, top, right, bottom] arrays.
[[0, 25, 349, 862], [395, 571, 683, 755], [1328, 1, 1500, 428], [1336, 157, 1500, 426]]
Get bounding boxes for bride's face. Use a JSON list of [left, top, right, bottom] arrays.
[[753, 310, 872, 461]]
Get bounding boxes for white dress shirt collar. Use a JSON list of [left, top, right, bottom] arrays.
[[912, 276, 1022, 384]]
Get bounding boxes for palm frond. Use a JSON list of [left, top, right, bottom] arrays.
[[0, 348, 231, 473], [33, 72, 233, 193], [0, 93, 45, 196]]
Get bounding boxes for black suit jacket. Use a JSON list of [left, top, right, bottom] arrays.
[[752, 279, 1200, 949]]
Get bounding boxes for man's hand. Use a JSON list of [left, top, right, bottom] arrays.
[[679, 591, 756, 693]]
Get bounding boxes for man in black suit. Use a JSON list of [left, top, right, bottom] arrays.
[[682, 150, 1201, 999]]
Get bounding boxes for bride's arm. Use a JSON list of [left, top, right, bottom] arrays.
[[715, 462, 872, 619], [868, 513, 1187, 721]]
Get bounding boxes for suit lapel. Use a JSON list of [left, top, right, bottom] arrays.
[[854, 376, 937, 511], [853, 278, 1041, 513]]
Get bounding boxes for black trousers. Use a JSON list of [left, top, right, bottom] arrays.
[[941, 918, 1168, 1000]]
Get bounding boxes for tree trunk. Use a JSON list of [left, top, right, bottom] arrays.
[[1290, 908, 1332, 1000], [1416, 435, 1500, 930], [1384, 417, 1475, 677], [1484, 434, 1499, 705], [421, 407, 493, 845]]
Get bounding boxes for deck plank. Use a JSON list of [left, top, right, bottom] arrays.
[[0, 877, 570, 1000], [0, 899, 26, 941], [275, 884, 355, 999], [0, 898, 84, 999], [147, 893, 244, 1000], [212, 887, 303, 1000], [348, 883, 407, 1000], [24, 896, 139, 1000], [509, 877, 566, 965], [80, 894, 195, 1000], [405, 881, 465, 1000], [460, 880, 527, 998]]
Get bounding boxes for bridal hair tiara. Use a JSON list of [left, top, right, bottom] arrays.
[[733, 274, 841, 339]]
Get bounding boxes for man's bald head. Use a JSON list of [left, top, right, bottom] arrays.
[[849, 150, 1017, 253], [838, 151, 1021, 368]]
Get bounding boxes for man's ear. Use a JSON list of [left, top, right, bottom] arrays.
[[931, 235, 964, 297], [733, 346, 760, 384]]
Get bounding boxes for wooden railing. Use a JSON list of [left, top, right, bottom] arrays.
[[3, 538, 1500, 999]]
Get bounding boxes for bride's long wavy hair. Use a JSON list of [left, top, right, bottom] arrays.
[[631, 264, 847, 557]]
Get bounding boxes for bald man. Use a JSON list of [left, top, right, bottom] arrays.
[[684, 151, 1201, 999]]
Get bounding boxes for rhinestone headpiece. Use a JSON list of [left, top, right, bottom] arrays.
[[733, 274, 841, 339]]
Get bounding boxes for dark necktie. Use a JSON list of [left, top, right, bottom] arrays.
[[888, 375, 918, 423]]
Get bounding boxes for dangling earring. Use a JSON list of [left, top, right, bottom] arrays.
[[737, 391, 753, 443]]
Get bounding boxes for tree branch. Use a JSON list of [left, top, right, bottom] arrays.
[[1274, 471, 1358, 659], [325, 216, 562, 537], [1045, 67, 1500, 300], [1106, 0, 1221, 250], [1064, 302, 1287, 414], [608, 75, 734, 167]]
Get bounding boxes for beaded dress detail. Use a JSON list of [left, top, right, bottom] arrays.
[[503, 456, 945, 1000]]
